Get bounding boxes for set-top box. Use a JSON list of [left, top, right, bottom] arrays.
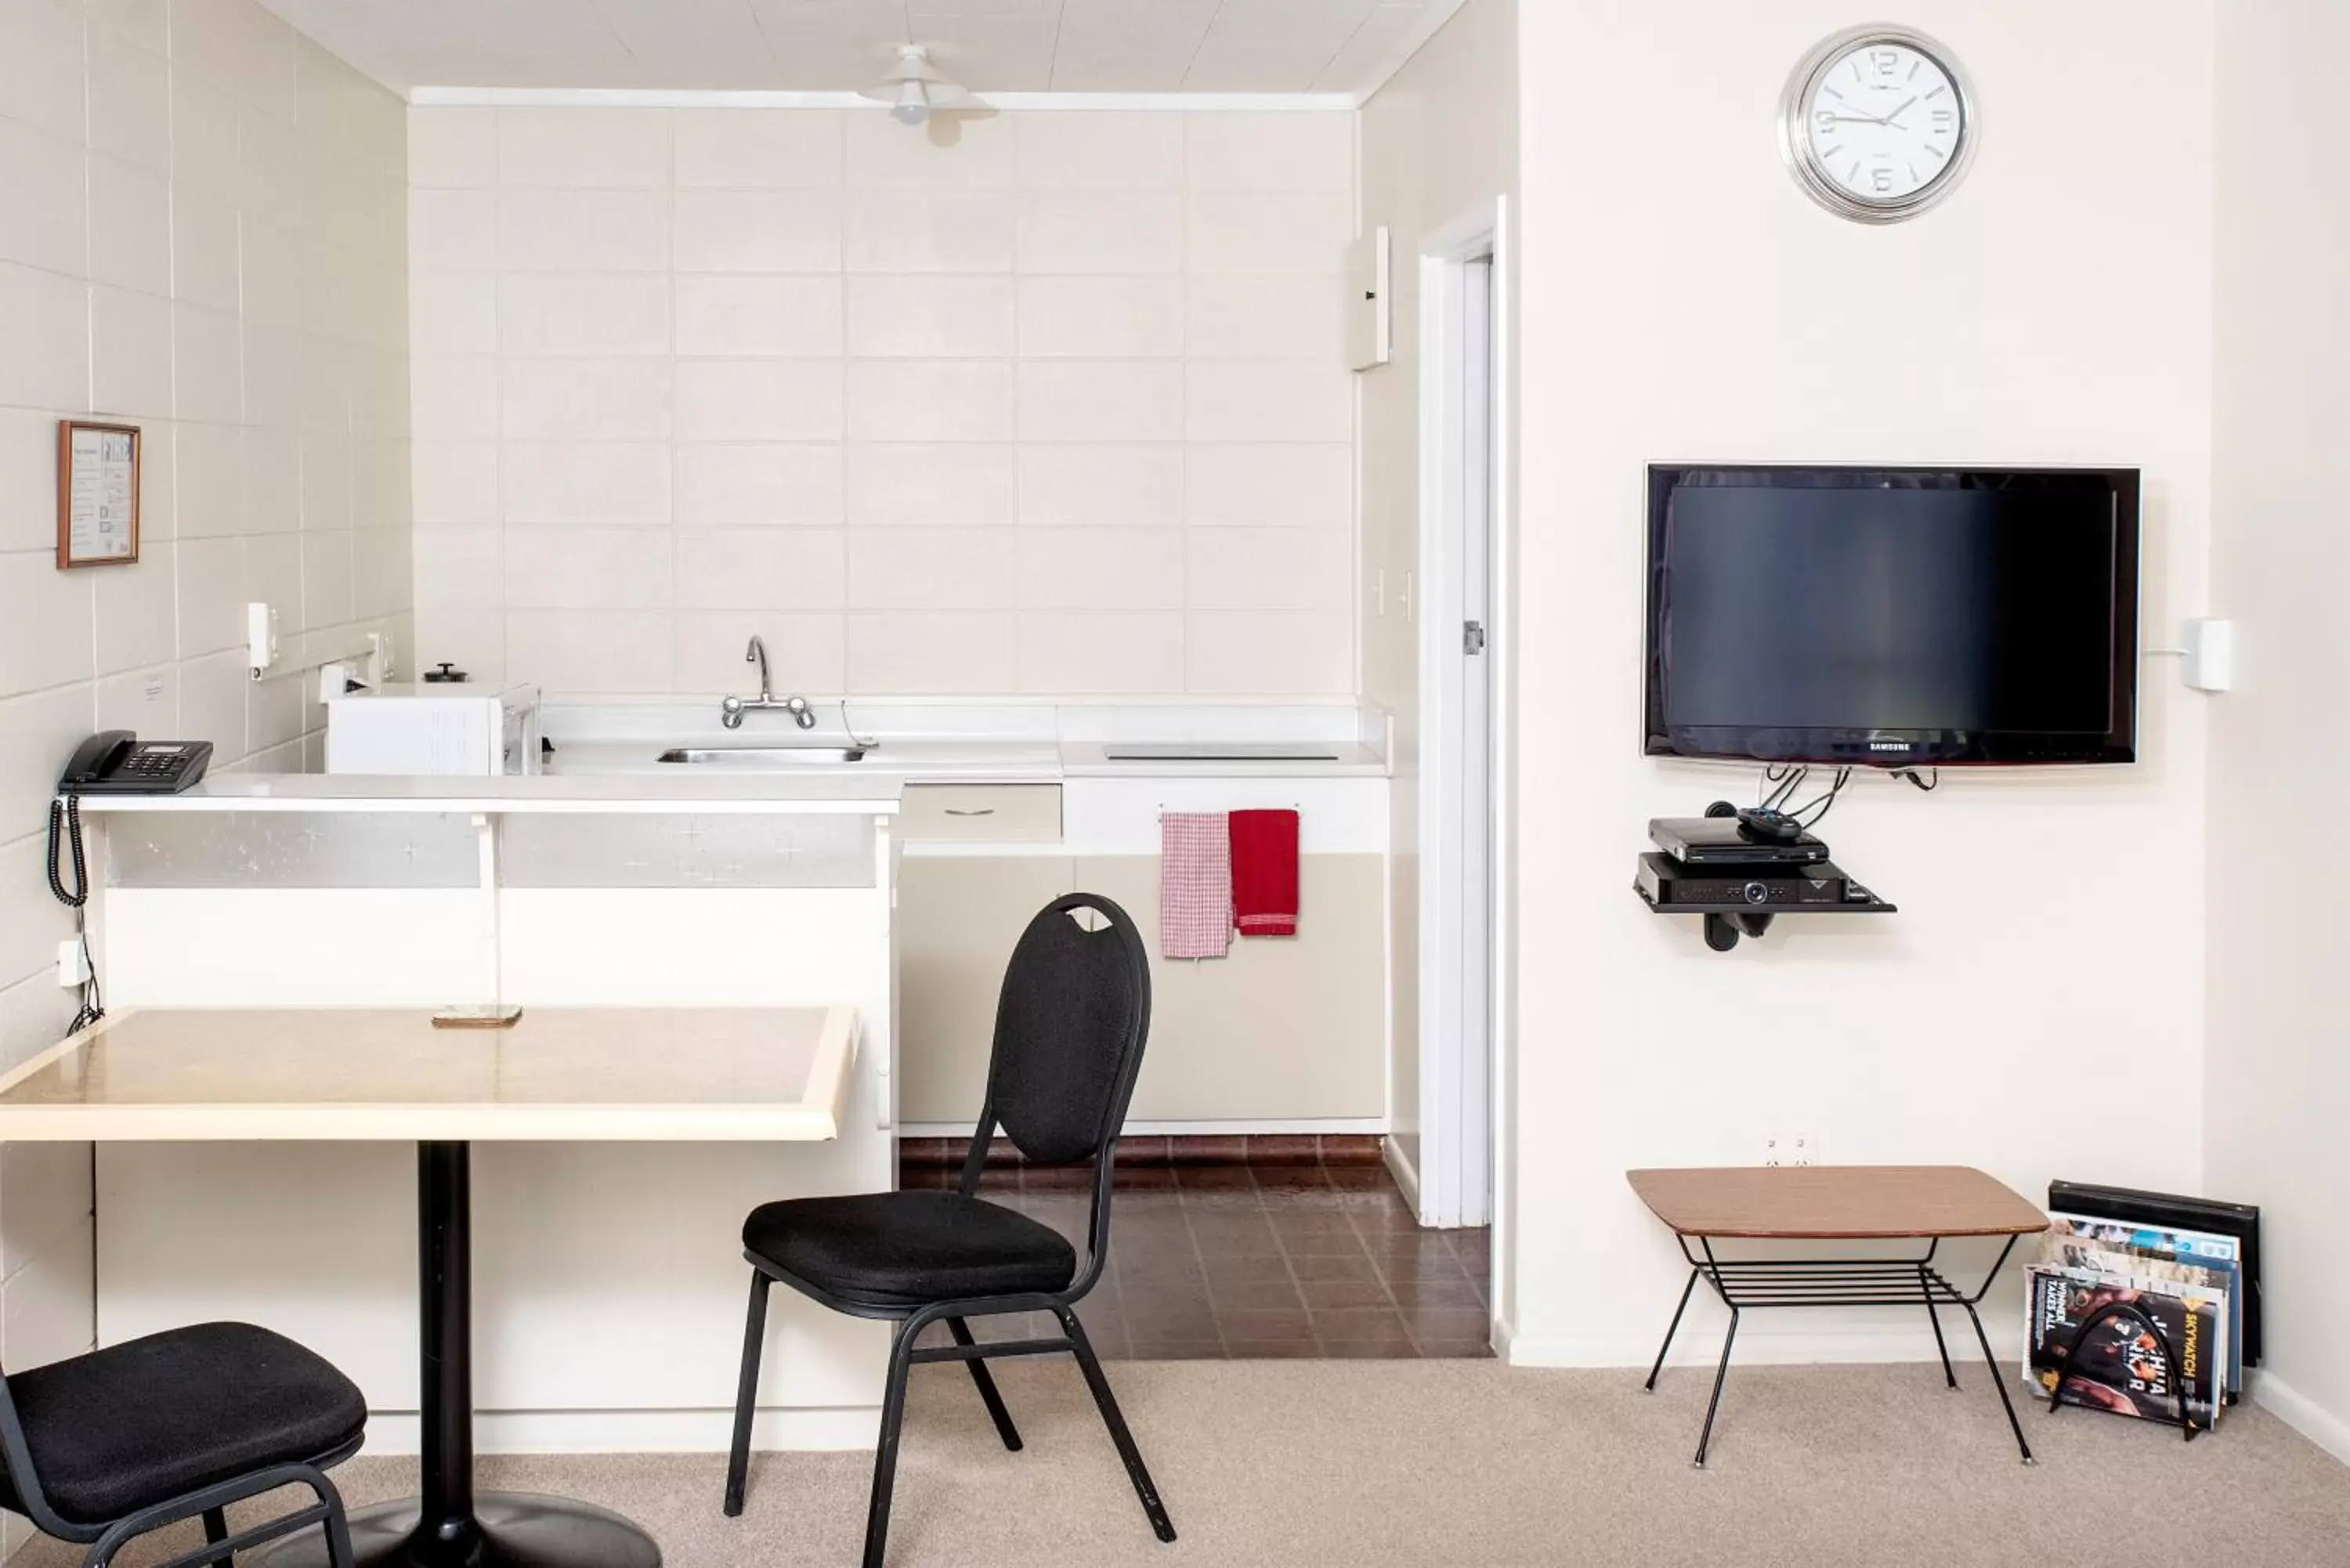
[[1636, 854, 1857, 912], [1649, 815, 1830, 867]]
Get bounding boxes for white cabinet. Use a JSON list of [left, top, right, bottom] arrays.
[[897, 855, 1073, 1125], [1077, 854, 1387, 1123], [895, 853, 1387, 1129]]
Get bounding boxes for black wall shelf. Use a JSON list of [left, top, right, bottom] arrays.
[[1633, 859, 1896, 951], [1636, 798, 1896, 951]]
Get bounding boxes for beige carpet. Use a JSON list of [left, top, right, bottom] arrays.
[[21, 1361, 2350, 1567]]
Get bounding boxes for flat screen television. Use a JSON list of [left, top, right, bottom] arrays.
[[1643, 465, 2140, 766]]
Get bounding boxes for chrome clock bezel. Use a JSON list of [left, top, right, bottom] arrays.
[[1778, 23, 1979, 225]]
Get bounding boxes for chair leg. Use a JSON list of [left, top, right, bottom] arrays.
[[311, 1478, 357, 1568], [1056, 1306, 1176, 1545], [725, 1270, 773, 1517], [946, 1317, 1023, 1452], [203, 1506, 232, 1565], [861, 1321, 920, 1568]]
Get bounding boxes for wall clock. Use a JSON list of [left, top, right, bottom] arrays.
[[1780, 25, 1978, 223]]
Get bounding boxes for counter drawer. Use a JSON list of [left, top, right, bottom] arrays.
[[900, 784, 1062, 842]]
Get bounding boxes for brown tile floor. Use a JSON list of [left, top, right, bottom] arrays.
[[906, 1161, 1493, 1360]]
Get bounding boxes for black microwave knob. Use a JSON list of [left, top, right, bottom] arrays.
[[1742, 881, 1770, 905]]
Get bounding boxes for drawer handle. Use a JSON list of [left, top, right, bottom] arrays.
[[943, 807, 996, 817]]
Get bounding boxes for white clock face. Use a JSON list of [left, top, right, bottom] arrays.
[[1784, 30, 1975, 221]]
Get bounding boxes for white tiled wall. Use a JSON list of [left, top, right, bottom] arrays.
[[0, 0, 411, 1470], [408, 107, 1356, 699]]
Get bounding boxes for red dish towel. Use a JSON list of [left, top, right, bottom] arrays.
[[1231, 809, 1300, 938], [1159, 812, 1232, 959]]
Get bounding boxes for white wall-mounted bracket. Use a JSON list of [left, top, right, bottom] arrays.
[[1348, 225, 1393, 370]]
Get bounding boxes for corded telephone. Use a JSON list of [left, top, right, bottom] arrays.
[[48, 732, 212, 911], [56, 730, 212, 795], [47, 732, 207, 1031]]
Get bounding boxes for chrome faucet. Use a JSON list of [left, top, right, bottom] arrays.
[[721, 635, 816, 730]]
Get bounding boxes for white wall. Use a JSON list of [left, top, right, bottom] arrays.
[[2205, 3, 2350, 1458], [407, 105, 1358, 702], [1358, 0, 1517, 1191], [0, 0, 410, 1538], [1506, 1, 2215, 1361]]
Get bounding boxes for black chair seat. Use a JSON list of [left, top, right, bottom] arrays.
[[744, 1192, 1077, 1308], [1, 1323, 366, 1526]]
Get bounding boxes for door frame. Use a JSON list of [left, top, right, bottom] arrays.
[[1412, 197, 1513, 1237]]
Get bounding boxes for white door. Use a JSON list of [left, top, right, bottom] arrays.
[[1416, 233, 1502, 1230], [1447, 257, 1496, 1228]]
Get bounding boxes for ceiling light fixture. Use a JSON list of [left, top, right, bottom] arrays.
[[861, 43, 971, 128]]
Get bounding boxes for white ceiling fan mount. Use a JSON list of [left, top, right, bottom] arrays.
[[859, 42, 974, 127]]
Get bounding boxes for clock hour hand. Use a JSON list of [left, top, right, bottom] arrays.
[[1879, 94, 1921, 128]]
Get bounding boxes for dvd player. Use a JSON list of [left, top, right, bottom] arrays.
[[1649, 815, 1830, 867], [1636, 853, 1862, 911]]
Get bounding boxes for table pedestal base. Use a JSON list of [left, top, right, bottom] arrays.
[[255, 1493, 660, 1568], [256, 1144, 664, 1568]]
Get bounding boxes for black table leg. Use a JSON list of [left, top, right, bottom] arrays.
[[255, 1143, 663, 1567]]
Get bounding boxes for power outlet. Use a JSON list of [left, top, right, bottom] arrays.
[[1762, 1130, 1819, 1168], [56, 940, 90, 988]]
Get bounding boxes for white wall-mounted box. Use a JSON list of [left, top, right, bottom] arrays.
[[1347, 225, 1392, 370]]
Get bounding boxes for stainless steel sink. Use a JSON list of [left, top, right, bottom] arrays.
[[656, 746, 870, 765]]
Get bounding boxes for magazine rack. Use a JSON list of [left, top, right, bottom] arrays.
[[2044, 1299, 2199, 1442]]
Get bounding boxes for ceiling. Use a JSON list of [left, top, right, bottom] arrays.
[[258, 0, 1461, 98]]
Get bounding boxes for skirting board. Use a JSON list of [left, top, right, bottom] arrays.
[[1503, 1321, 2029, 1370], [1383, 1134, 1422, 1212], [898, 1118, 1387, 1138], [360, 1407, 881, 1455], [2250, 1371, 2350, 1466]]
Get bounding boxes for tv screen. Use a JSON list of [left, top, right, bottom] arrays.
[[1643, 466, 2139, 765]]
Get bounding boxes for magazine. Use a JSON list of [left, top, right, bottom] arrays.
[[2024, 1264, 2224, 1430], [2047, 1210, 2243, 1393]]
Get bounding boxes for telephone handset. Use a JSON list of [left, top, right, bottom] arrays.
[[49, 732, 213, 912]]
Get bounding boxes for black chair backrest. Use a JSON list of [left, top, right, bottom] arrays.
[[980, 894, 1152, 1167]]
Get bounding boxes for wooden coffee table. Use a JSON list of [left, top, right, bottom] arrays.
[[1627, 1165, 2048, 1468]]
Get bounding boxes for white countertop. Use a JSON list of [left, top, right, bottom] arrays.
[[73, 771, 904, 814], [535, 703, 1389, 782], [540, 737, 1387, 782]]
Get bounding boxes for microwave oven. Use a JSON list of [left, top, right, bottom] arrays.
[[324, 682, 541, 776]]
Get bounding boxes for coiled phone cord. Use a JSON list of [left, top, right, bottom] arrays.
[[47, 795, 88, 908], [47, 795, 103, 1030]]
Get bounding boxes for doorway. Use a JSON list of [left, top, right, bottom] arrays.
[[1414, 202, 1509, 1250]]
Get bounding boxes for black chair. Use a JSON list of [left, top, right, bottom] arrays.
[[0, 1321, 364, 1567], [725, 892, 1175, 1568]]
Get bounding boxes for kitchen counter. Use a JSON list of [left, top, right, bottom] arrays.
[[539, 737, 1387, 782], [533, 699, 1390, 783], [72, 771, 904, 813]]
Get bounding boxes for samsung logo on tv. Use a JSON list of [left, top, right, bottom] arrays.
[[1868, 740, 1912, 752]]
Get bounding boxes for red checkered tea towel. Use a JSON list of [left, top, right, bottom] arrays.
[[1159, 812, 1231, 959]]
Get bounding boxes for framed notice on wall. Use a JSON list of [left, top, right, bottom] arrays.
[[56, 421, 141, 569]]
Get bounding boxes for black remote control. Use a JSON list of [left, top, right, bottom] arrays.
[[1735, 807, 1805, 844]]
